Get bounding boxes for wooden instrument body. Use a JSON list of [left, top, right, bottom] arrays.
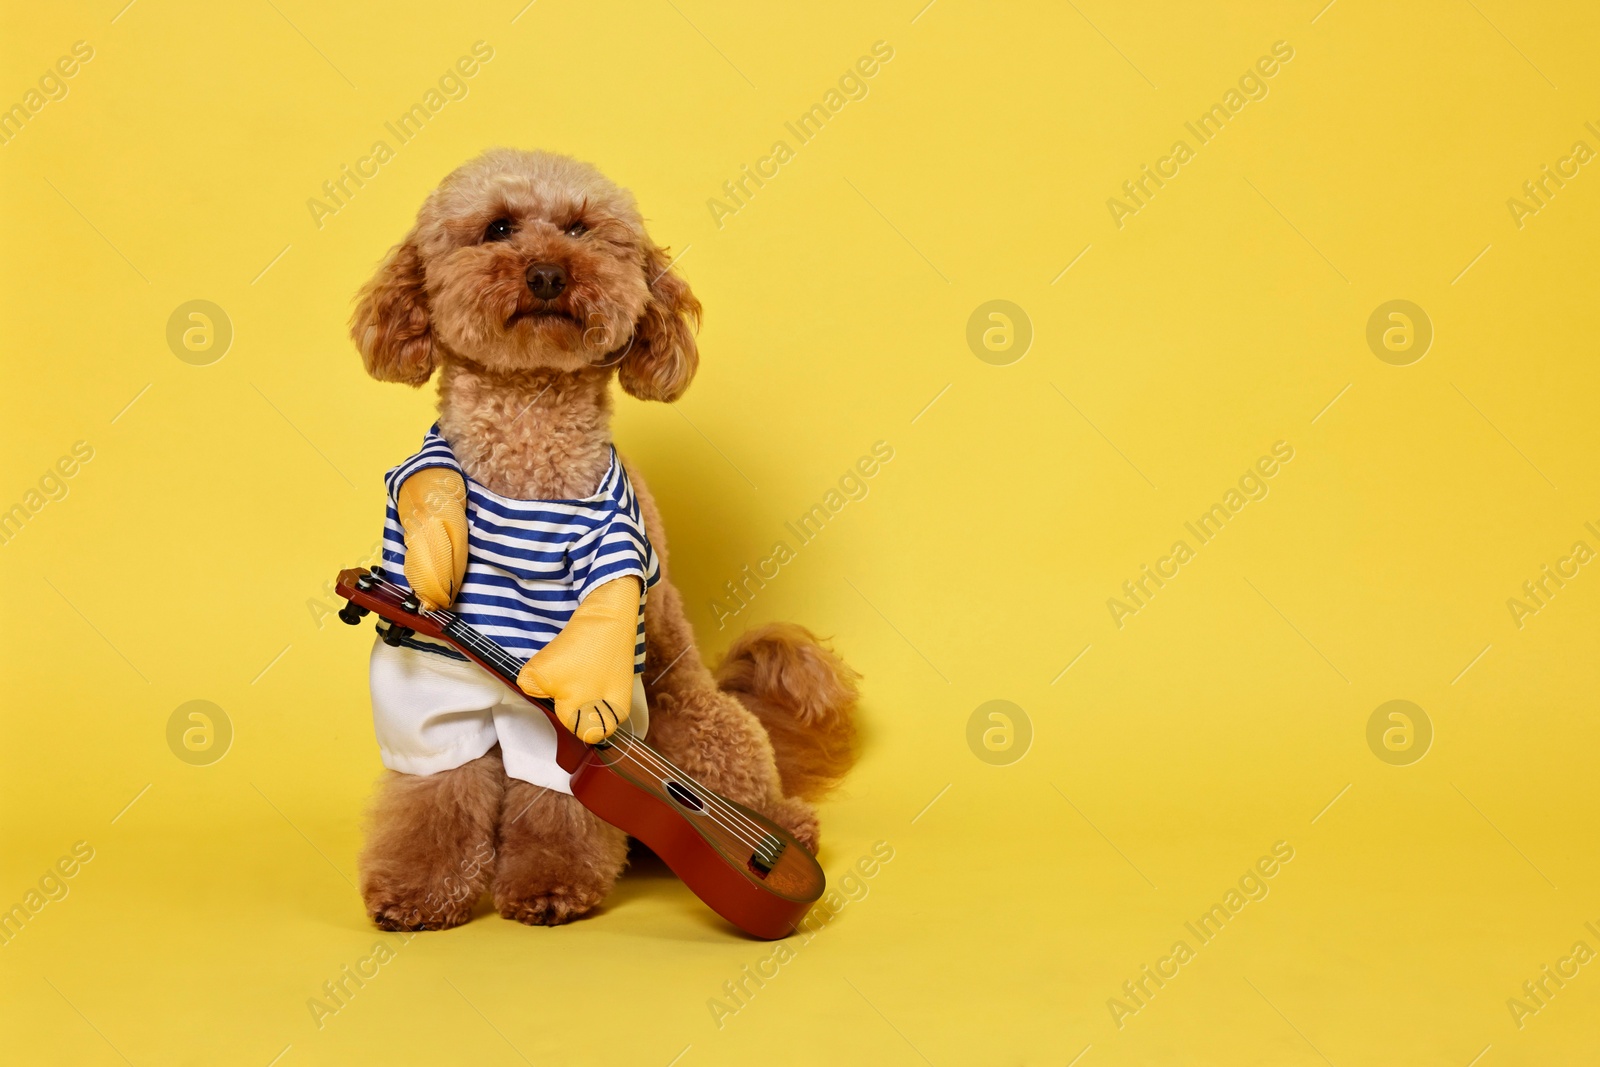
[[335, 568, 823, 940]]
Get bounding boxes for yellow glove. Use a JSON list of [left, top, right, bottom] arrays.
[[397, 468, 468, 611], [517, 576, 642, 744]]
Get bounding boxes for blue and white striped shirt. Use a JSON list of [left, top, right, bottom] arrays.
[[381, 425, 659, 670]]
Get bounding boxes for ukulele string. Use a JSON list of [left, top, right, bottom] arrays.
[[594, 719, 775, 837], [603, 733, 772, 850], [368, 576, 773, 851]]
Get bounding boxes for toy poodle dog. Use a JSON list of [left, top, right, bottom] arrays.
[[349, 148, 859, 930]]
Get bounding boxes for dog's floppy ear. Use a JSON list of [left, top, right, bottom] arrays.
[[351, 232, 436, 386], [619, 242, 702, 403]]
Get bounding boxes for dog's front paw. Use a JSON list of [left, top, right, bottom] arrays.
[[363, 878, 478, 932], [496, 885, 605, 926], [492, 783, 625, 927]]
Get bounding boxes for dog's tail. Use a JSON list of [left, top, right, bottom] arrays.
[[715, 623, 860, 802]]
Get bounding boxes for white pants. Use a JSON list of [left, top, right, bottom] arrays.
[[368, 637, 649, 794]]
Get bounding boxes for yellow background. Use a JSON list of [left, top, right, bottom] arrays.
[[3, 0, 1598, 1063]]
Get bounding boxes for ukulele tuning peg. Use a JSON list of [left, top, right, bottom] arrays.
[[400, 593, 421, 614], [338, 601, 370, 626], [380, 623, 414, 647], [355, 571, 377, 591]]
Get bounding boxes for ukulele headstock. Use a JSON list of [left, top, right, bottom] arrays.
[[334, 568, 449, 641]]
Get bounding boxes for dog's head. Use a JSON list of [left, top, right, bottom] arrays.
[[351, 148, 700, 401]]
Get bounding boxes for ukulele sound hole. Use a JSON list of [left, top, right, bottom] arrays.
[[665, 781, 704, 811]]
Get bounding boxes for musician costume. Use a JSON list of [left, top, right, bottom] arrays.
[[369, 424, 659, 794]]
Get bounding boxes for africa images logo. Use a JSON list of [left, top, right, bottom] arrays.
[[1106, 441, 1295, 628], [1104, 41, 1295, 229]]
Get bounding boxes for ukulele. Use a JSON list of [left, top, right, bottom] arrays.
[[335, 567, 824, 940]]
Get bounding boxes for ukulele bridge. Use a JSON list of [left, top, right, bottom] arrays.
[[748, 835, 785, 877]]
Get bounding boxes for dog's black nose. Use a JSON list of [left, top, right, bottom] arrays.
[[526, 262, 567, 300]]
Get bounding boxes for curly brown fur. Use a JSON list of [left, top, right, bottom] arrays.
[[352, 148, 855, 929], [715, 623, 861, 802], [493, 783, 628, 925], [359, 748, 504, 931]]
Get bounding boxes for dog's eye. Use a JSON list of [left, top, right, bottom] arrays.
[[563, 220, 588, 237], [483, 218, 514, 242]]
